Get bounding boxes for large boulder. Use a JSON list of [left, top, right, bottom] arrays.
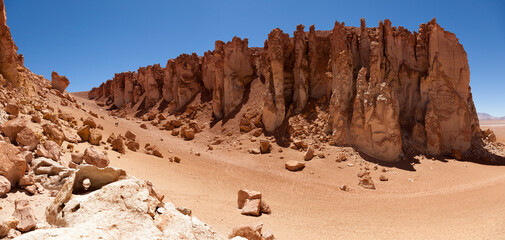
[[36, 140, 60, 161], [83, 147, 109, 168], [32, 177, 224, 240], [51, 71, 70, 93], [237, 189, 261, 209], [89, 129, 102, 145], [16, 127, 39, 150], [1, 118, 26, 141], [42, 124, 64, 146], [0, 142, 26, 185]]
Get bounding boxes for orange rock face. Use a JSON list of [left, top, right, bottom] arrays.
[[89, 18, 480, 162], [0, 0, 20, 87]]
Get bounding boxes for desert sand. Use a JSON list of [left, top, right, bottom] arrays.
[[70, 91, 505, 239]]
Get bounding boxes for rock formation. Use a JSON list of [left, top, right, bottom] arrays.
[[51, 71, 70, 93], [89, 18, 480, 162], [0, 0, 19, 87]]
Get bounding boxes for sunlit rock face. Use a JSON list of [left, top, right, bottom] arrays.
[[89, 18, 479, 162]]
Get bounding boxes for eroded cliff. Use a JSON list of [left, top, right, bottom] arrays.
[[89, 18, 480, 162]]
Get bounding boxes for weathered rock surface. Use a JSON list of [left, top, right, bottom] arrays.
[[28, 177, 224, 240], [89, 18, 480, 162], [51, 71, 70, 93]]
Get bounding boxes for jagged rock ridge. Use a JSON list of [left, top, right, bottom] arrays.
[[89, 18, 481, 162]]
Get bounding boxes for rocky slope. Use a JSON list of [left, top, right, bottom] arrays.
[[0, 1, 227, 239], [89, 18, 481, 162]]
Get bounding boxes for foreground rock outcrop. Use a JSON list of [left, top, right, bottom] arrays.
[[89, 19, 480, 163], [19, 176, 223, 240]]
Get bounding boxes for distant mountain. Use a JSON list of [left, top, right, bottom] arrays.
[[478, 112, 505, 120]]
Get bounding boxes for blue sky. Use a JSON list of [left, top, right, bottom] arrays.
[[5, 0, 505, 116]]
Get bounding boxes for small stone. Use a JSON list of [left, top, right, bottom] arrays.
[[304, 147, 314, 161], [379, 175, 388, 181], [285, 160, 305, 171]]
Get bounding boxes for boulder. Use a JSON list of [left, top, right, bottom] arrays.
[[0, 142, 26, 185], [241, 199, 261, 216], [42, 123, 64, 146], [36, 140, 60, 161], [83, 117, 96, 128], [32, 157, 65, 176], [111, 138, 126, 154], [5, 103, 19, 116], [0, 217, 18, 238], [1, 118, 26, 141], [16, 127, 39, 150], [125, 130, 136, 141], [126, 141, 140, 151], [12, 200, 36, 232], [183, 128, 195, 140], [237, 189, 262, 209], [229, 225, 263, 240], [0, 175, 10, 195], [89, 129, 102, 145], [71, 153, 84, 164], [62, 127, 80, 143], [51, 71, 70, 93], [36, 177, 223, 240], [259, 140, 271, 154], [83, 147, 109, 168], [285, 160, 305, 171], [77, 125, 90, 142], [304, 147, 314, 161]]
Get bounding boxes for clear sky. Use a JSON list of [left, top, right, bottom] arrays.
[[5, 0, 505, 116]]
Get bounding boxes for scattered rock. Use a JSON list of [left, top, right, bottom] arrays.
[[0, 142, 26, 185], [0, 175, 10, 196], [125, 130, 136, 141], [241, 199, 261, 216], [126, 141, 140, 151], [379, 175, 388, 181], [111, 138, 126, 154], [83, 147, 109, 167], [0, 217, 19, 238], [89, 129, 102, 145], [304, 147, 314, 161], [83, 117, 97, 128], [358, 172, 375, 190], [237, 189, 262, 209], [12, 200, 36, 232], [15, 127, 39, 150], [71, 153, 84, 164], [259, 140, 271, 154], [285, 160, 305, 171], [1, 118, 27, 141], [77, 125, 91, 142], [248, 148, 260, 154], [5, 103, 19, 116], [42, 123, 65, 146]]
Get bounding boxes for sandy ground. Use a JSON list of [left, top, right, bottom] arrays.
[[66, 92, 505, 240]]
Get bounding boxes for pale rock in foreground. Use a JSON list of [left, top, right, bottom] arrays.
[[19, 176, 224, 240], [12, 199, 37, 232]]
